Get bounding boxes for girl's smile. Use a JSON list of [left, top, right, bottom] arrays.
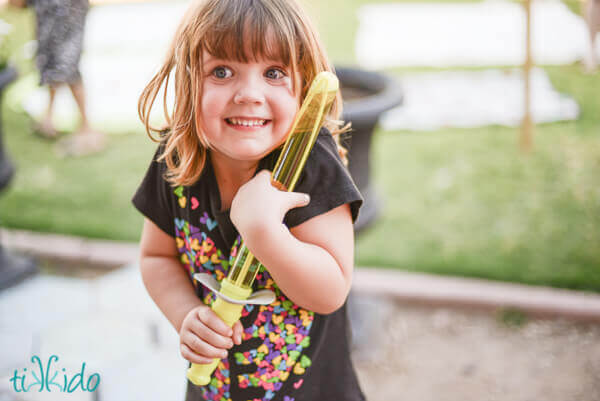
[[224, 117, 269, 129], [200, 50, 300, 168]]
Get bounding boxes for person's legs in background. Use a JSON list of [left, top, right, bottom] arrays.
[[37, 84, 57, 138], [32, 0, 105, 156], [55, 78, 105, 156]]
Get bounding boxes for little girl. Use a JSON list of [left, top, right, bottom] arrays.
[[133, 1, 364, 400]]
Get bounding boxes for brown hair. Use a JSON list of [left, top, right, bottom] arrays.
[[138, 0, 347, 186]]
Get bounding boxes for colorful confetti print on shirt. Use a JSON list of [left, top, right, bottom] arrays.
[[175, 217, 228, 286], [234, 270, 314, 401], [200, 360, 233, 401]]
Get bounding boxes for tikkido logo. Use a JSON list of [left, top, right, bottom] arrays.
[[9, 355, 100, 393]]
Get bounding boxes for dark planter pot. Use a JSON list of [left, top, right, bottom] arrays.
[[0, 65, 38, 291], [337, 66, 403, 234], [338, 70, 404, 353]]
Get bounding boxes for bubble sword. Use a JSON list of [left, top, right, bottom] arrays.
[[187, 71, 339, 386]]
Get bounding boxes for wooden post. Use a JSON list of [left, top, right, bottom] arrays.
[[521, 0, 534, 152]]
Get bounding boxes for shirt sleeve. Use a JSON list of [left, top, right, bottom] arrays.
[[283, 129, 363, 229], [131, 146, 177, 237]]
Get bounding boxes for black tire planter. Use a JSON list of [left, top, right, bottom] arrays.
[[337, 66, 403, 234], [0, 65, 38, 291]]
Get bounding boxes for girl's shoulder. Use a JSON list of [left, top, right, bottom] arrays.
[[132, 140, 214, 237]]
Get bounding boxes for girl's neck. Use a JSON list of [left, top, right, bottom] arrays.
[[209, 150, 259, 212]]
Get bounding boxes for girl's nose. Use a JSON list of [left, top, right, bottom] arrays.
[[233, 89, 265, 104], [233, 78, 265, 105]]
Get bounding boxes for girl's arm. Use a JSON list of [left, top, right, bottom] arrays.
[[139, 218, 201, 332], [139, 219, 242, 363], [255, 204, 354, 314], [231, 171, 355, 315]]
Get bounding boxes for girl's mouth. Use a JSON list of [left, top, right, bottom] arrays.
[[225, 118, 270, 127]]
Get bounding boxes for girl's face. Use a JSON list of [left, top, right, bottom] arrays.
[[200, 50, 300, 165]]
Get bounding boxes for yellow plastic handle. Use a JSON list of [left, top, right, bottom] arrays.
[[186, 298, 243, 385]]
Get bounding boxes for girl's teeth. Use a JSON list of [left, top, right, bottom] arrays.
[[228, 118, 266, 126]]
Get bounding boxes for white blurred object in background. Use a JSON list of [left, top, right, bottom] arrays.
[[380, 68, 579, 131], [356, 0, 599, 68]]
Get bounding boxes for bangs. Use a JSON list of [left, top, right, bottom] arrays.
[[201, 2, 296, 65]]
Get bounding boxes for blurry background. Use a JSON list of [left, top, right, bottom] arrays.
[[0, 0, 599, 400], [0, 0, 598, 291]]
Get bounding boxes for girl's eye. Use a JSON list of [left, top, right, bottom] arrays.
[[212, 66, 232, 79], [265, 68, 286, 80]]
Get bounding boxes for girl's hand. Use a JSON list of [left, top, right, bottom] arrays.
[[179, 304, 243, 364], [230, 170, 310, 238]]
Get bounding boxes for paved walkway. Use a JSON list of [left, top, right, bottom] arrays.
[[0, 263, 187, 401]]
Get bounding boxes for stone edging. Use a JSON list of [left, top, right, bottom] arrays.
[[353, 268, 600, 323], [0, 228, 139, 268]]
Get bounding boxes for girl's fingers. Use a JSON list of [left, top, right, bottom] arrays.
[[197, 308, 233, 337], [255, 169, 272, 181], [189, 317, 234, 350], [232, 321, 244, 345], [284, 191, 311, 210], [181, 331, 229, 360], [180, 343, 214, 365]]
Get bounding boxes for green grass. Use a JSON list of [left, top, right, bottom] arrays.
[[1, 108, 152, 241], [0, 2, 599, 292], [356, 123, 600, 291]]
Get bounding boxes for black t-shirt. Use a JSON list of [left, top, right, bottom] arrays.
[[132, 129, 365, 401]]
